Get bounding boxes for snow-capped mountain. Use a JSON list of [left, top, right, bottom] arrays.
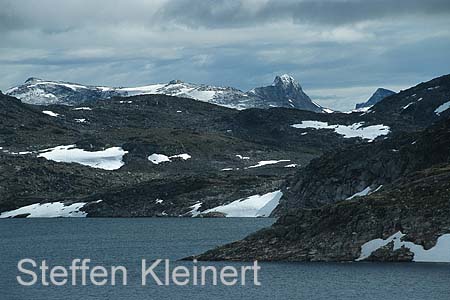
[[248, 74, 324, 112], [355, 88, 396, 110], [5, 75, 326, 112], [5, 77, 124, 106]]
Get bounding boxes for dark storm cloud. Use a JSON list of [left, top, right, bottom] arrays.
[[2, 0, 450, 32], [157, 0, 450, 28]]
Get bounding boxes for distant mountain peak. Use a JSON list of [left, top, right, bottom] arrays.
[[372, 88, 395, 96], [356, 88, 395, 109], [249, 74, 323, 113]]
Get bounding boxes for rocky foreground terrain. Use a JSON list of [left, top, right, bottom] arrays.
[[0, 87, 376, 217]]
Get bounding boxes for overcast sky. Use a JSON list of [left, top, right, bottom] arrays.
[[1, 0, 450, 110]]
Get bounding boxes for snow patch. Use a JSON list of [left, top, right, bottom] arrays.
[[148, 154, 171, 164], [187, 90, 219, 101], [402, 102, 414, 110], [170, 153, 191, 160], [371, 185, 383, 194], [347, 185, 382, 200], [246, 160, 290, 169], [435, 101, 450, 115], [18, 151, 32, 155], [202, 190, 283, 217], [42, 110, 59, 117], [38, 145, 127, 170], [188, 202, 202, 217], [322, 108, 335, 113], [148, 153, 191, 164], [357, 231, 450, 262], [346, 106, 371, 114], [347, 186, 372, 200], [284, 164, 298, 168], [118, 84, 165, 95], [291, 121, 390, 142], [28, 81, 88, 91], [0, 201, 101, 218], [236, 154, 250, 160], [73, 107, 92, 111]]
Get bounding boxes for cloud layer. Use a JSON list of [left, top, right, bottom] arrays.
[[1, 0, 450, 110]]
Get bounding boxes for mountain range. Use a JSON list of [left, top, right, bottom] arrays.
[[5, 74, 326, 112]]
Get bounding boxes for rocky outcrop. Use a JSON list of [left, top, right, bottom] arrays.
[[193, 165, 450, 262]]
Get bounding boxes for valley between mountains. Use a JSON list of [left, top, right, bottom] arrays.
[[1, 73, 450, 262]]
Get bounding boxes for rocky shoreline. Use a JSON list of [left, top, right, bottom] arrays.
[[193, 165, 450, 262]]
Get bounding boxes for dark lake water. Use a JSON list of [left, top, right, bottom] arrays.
[[1, 218, 449, 300]]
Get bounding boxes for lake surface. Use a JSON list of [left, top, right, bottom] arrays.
[[1, 218, 449, 300]]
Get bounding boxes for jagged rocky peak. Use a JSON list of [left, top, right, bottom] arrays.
[[248, 74, 324, 113], [273, 74, 301, 88], [356, 88, 395, 109]]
